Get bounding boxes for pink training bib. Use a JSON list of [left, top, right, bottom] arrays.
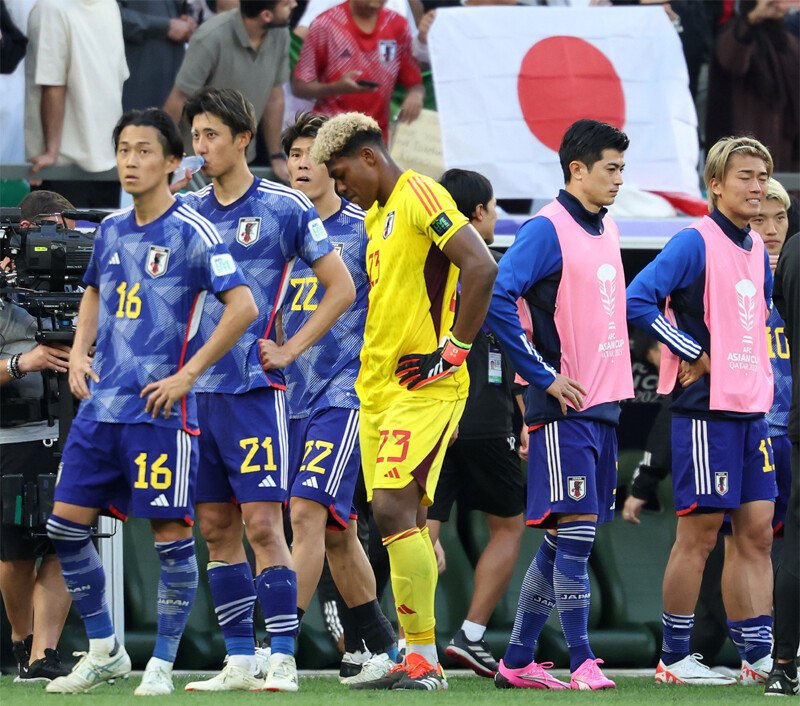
[[538, 200, 634, 410], [657, 216, 773, 412]]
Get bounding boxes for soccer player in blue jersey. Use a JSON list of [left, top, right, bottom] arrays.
[[280, 112, 399, 686], [45, 109, 257, 695], [627, 136, 776, 686], [177, 89, 355, 693]]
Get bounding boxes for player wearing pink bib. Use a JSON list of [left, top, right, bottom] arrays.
[[627, 136, 777, 686]]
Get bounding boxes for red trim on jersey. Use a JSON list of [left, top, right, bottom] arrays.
[[418, 179, 442, 211], [108, 505, 128, 522], [183, 514, 194, 527], [263, 259, 293, 341], [408, 177, 435, 216], [676, 502, 698, 516], [178, 292, 202, 436], [528, 424, 545, 432], [326, 504, 349, 531], [382, 527, 420, 546], [526, 509, 551, 526]]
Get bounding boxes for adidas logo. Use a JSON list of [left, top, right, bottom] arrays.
[[383, 467, 400, 479], [396, 603, 416, 615], [302, 476, 319, 489], [150, 493, 169, 507], [258, 476, 277, 488], [109, 252, 121, 265]]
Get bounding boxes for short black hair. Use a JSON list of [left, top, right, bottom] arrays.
[[559, 119, 629, 183], [439, 169, 493, 220], [19, 190, 74, 222], [281, 111, 329, 156], [112, 108, 183, 160], [240, 0, 279, 18], [184, 87, 257, 140]]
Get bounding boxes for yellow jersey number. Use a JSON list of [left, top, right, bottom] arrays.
[[290, 277, 319, 311], [115, 281, 142, 319], [239, 437, 278, 474], [766, 326, 790, 360], [299, 440, 334, 474], [133, 452, 172, 489], [758, 438, 775, 473]]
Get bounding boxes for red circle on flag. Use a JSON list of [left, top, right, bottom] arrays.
[[517, 37, 625, 152]]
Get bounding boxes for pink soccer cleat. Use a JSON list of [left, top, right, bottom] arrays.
[[494, 659, 569, 690], [570, 658, 616, 690]]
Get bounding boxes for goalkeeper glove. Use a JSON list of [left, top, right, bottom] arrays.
[[395, 336, 471, 390]]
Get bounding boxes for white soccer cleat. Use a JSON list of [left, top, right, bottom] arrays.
[[339, 650, 371, 682], [255, 645, 271, 678], [342, 652, 396, 685], [263, 652, 299, 692], [46, 646, 131, 693], [185, 662, 262, 692], [134, 658, 174, 696], [655, 653, 737, 685], [739, 654, 773, 685]]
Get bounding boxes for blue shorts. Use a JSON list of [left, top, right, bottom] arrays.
[[288, 407, 360, 531], [772, 434, 792, 534], [195, 388, 288, 505], [526, 418, 617, 528], [56, 418, 198, 523], [672, 416, 777, 515]]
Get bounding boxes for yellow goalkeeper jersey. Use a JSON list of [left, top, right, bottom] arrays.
[[356, 170, 470, 411]]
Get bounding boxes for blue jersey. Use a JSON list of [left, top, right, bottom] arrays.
[[484, 190, 619, 427], [283, 199, 368, 418], [626, 209, 773, 420], [766, 306, 792, 435], [182, 177, 333, 394], [79, 201, 245, 431]]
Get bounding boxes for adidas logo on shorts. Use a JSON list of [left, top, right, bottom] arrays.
[[258, 476, 277, 488], [150, 494, 169, 507], [383, 468, 401, 479], [109, 252, 121, 265], [302, 477, 319, 489]]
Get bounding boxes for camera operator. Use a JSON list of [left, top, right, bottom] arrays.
[[0, 190, 74, 682]]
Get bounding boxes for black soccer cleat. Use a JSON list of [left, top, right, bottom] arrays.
[[764, 664, 800, 697], [17, 649, 71, 683], [392, 653, 448, 691], [445, 629, 498, 678], [11, 634, 33, 678]]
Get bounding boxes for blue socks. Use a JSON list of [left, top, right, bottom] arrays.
[[504, 533, 557, 668], [153, 538, 198, 663], [728, 615, 772, 664], [46, 515, 114, 640], [209, 561, 257, 657], [554, 522, 596, 672], [661, 612, 694, 665], [256, 566, 298, 656]]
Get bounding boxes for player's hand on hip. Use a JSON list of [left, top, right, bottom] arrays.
[[259, 338, 295, 370], [68, 352, 99, 400], [678, 352, 709, 388], [545, 373, 586, 415], [395, 336, 471, 391], [622, 495, 646, 525], [20, 343, 71, 375], [140, 371, 193, 420], [518, 424, 529, 461]]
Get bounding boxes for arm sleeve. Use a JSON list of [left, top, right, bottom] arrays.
[[396, 17, 422, 89], [175, 36, 216, 96], [118, 2, 171, 43], [406, 177, 468, 251], [34, 3, 68, 86], [273, 28, 291, 86], [188, 224, 247, 294], [290, 205, 334, 267], [626, 229, 706, 361], [484, 217, 562, 390], [764, 247, 774, 312], [513, 297, 532, 386], [293, 18, 326, 82], [82, 225, 103, 289]]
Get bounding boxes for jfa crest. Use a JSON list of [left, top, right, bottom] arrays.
[[567, 476, 587, 501], [383, 211, 396, 240], [715, 472, 729, 496], [378, 40, 397, 63], [146, 245, 170, 278], [237, 217, 261, 247]]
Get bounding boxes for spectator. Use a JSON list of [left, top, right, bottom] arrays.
[[119, 1, 196, 112], [427, 169, 525, 681], [163, 0, 295, 181], [292, 0, 424, 144], [706, 0, 799, 172], [0, 191, 75, 683], [24, 0, 128, 207]]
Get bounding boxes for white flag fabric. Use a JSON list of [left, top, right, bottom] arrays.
[[429, 7, 700, 200]]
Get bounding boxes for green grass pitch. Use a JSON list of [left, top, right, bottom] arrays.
[[0, 674, 769, 705]]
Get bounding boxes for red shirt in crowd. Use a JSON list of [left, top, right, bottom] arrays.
[[294, 2, 422, 141]]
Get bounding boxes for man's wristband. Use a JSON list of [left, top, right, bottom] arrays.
[[270, 152, 288, 161], [441, 336, 471, 367], [6, 353, 26, 380]]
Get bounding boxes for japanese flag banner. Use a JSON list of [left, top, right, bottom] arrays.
[[428, 6, 701, 200]]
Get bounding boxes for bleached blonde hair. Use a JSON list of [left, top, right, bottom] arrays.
[[765, 177, 791, 209], [310, 112, 382, 164], [704, 136, 773, 210]]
